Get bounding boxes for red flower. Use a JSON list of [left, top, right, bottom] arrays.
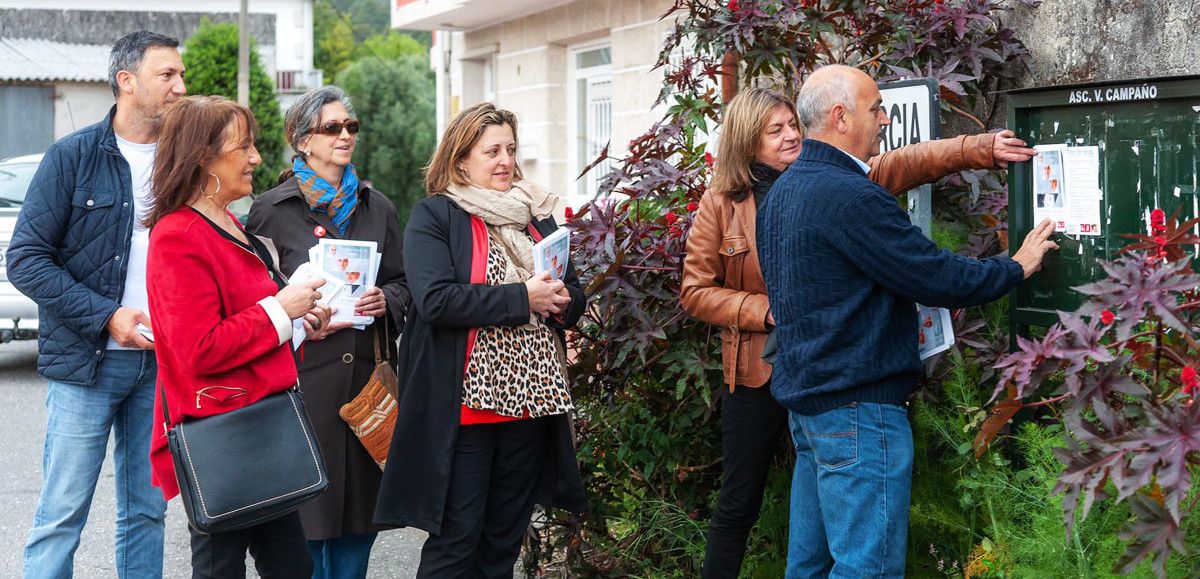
[[664, 211, 678, 226], [1154, 235, 1168, 246], [1099, 310, 1115, 325], [729, 0, 739, 12], [1183, 366, 1199, 394], [687, 201, 698, 213], [704, 151, 714, 168], [669, 226, 683, 238], [563, 206, 574, 221], [1151, 208, 1166, 229]]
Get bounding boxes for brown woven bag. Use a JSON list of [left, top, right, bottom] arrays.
[[339, 325, 399, 470]]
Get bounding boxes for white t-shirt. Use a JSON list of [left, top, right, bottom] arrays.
[[107, 134, 157, 350]]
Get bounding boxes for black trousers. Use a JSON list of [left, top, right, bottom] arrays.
[[701, 383, 789, 578], [188, 511, 313, 578], [417, 416, 551, 579]]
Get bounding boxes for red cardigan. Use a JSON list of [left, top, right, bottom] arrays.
[[146, 209, 299, 500]]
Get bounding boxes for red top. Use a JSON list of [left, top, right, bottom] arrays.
[[146, 209, 299, 499], [458, 219, 546, 425]]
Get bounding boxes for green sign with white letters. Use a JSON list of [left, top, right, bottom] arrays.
[[1006, 75, 1200, 345]]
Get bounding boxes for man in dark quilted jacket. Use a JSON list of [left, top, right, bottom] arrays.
[[6, 30, 185, 578]]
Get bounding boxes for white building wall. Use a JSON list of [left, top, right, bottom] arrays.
[[431, 0, 674, 207], [53, 81, 113, 138]]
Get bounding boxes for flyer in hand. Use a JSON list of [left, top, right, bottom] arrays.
[[917, 305, 955, 361], [532, 227, 570, 280], [315, 239, 380, 328]]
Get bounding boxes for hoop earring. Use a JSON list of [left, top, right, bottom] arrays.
[[200, 172, 221, 201]]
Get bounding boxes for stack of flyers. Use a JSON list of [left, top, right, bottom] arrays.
[[287, 262, 349, 349], [309, 239, 382, 330]]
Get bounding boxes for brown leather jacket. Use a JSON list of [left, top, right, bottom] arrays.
[[680, 133, 999, 390]]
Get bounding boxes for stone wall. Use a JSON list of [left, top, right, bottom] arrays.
[[0, 8, 274, 47], [1007, 0, 1200, 86]]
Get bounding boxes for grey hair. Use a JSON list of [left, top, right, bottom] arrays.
[[108, 30, 180, 97], [284, 85, 356, 158], [795, 65, 858, 135]]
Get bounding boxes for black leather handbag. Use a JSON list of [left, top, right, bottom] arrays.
[[162, 385, 329, 534]]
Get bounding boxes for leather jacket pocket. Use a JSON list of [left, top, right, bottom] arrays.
[[719, 235, 751, 289]]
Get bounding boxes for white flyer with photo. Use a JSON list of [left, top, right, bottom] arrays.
[[1032, 144, 1103, 236], [917, 305, 955, 361], [287, 262, 347, 307], [532, 227, 571, 280], [317, 239, 379, 328]]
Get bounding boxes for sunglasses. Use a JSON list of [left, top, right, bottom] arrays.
[[314, 120, 361, 136]]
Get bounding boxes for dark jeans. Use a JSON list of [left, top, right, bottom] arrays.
[[702, 383, 788, 578], [417, 417, 551, 578], [308, 532, 377, 579], [188, 511, 313, 578]]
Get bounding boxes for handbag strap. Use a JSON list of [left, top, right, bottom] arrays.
[[158, 380, 173, 435], [373, 318, 392, 365]]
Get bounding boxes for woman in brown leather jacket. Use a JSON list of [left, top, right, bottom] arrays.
[[680, 87, 1035, 577]]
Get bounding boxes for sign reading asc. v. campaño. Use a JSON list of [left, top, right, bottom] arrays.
[[877, 78, 940, 154]]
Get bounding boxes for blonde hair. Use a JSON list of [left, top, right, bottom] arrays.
[[709, 88, 800, 202], [424, 102, 523, 195]]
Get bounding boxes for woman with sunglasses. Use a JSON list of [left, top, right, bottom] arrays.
[[245, 85, 410, 579]]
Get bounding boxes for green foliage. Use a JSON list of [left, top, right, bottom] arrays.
[[336, 56, 435, 225], [909, 350, 1200, 578], [354, 30, 426, 60], [314, 0, 430, 80], [181, 19, 285, 194], [339, 0, 391, 40], [313, 0, 353, 81]]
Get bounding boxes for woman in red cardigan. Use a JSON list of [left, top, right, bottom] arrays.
[[144, 96, 331, 577]]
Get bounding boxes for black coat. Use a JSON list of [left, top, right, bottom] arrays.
[[246, 177, 410, 540], [374, 194, 588, 534]]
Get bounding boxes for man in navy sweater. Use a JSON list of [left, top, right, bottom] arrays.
[[757, 65, 1057, 578]]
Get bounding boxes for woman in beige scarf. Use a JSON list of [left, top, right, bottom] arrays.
[[376, 102, 587, 577]]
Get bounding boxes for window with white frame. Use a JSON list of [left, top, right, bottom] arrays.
[[569, 45, 613, 203]]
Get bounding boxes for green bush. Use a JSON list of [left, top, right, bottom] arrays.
[[336, 55, 435, 225], [181, 20, 285, 195], [909, 349, 1200, 578]]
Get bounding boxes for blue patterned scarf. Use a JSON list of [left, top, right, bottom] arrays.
[[293, 157, 360, 236]]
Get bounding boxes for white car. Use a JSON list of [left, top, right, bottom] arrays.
[[0, 153, 42, 343]]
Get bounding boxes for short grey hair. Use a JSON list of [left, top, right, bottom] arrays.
[[284, 86, 356, 158], [108, 30, 179, 97], [795, 66, 858, 135]]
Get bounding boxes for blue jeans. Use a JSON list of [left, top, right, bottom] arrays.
[[786, 402, 913, 579], [308, 532, 377, 579], [23, 350, 166, 579]]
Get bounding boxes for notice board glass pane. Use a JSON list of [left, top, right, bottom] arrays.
[[1007, 76, 1200, 337]]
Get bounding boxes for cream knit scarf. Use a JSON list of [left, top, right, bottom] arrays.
[[442, 179, 558, 286]]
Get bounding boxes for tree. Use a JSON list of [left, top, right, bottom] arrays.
[[181, 20, 286, 194], [314, 0, 429, 82], [343, 0, 391, 40], [353, 30, 426, 61], [337, 55, 435, 225], [314, 0, 356, 81]]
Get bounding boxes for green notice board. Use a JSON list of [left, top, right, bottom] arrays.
[[1007, 76, 1200, 342]]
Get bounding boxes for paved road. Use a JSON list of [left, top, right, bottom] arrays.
[[0, 340, 426, 578]]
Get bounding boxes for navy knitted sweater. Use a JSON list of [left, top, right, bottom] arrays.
[[757, 139, 1024, 415]]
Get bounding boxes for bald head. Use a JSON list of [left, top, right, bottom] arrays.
[[795, 64, 889, 161]]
